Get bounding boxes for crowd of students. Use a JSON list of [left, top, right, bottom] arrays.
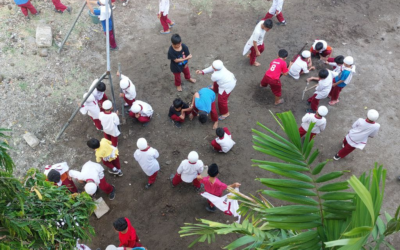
[[38, 0, 382, 249]]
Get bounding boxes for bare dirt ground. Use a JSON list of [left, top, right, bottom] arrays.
[[1, 0, 400, 249]]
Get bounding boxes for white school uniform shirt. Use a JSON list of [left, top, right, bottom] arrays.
[[202, 66, 236, 94], [99, 5, 111, 21], [98, 112, 120, 137], [201, 188, 241, 222], [80, 100, 100, 119], [121, 74, 136, 101], [159, 0, 169, 15], [328, 62, 343, 74], [301, 113, 327, 134], [345, 118, 380, 150], [243, 20, 266, 56], [177, 159, 204, 183], [314, 70, 339, 99], [130, 100, 154, 117], [216, 133, 236, 153], [289, 56, 309, 80], [44, 162, 69, 186], [312, 40, 328, 53], [69, 161, 105, 185], [268, 0, 284, 14], [134, 147, 160, 176]]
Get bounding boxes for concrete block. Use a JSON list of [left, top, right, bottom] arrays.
[[22, 133, 39, 148], [201, 165, 208, 177], [36, 25, 52, 48], [94, 197, 110, 219]]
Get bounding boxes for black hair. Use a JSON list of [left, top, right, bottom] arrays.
[[113, 217, 128, 231], [318, 69, 329, 79], [278, 49, 288, 58], [216, 128, 225, 138], [208, 163, 219, 177], [173, 98, 183, 109], [87, 138, 100, 149], [315, 42, 323, 51], [47, 169, 61, 183], [96, 82, 106, 92], [171, 34, 181, 45], [334, 55, 344, 65], [198, 112, 208, 124], [263, 19, 273, 29]]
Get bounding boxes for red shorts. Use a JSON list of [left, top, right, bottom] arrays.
[[260, 75, 282, 97]]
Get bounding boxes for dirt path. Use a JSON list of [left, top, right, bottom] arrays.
[[1, 0, 400, 249]]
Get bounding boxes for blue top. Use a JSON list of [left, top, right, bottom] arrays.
[[14, 0, 28, 5], [94, 9, 113, 32], [195, 88, 216, 114], [335, 70, 351, 88]]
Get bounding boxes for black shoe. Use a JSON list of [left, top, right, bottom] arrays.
[[108, 168, 119, 175], [174, 121, 182, 128], [145, 183, 152, 189], [110, 46, 119, 51], [117, 170, 123, 177], [66, 6, 72, 13], [54, 8, 63, 13], [170, 174, 175, 187], [333, 154, 341, 161], [109, 186, 116, 200], [306, 108, 316, 113], [205, 204, 216, 212], [276, 21, 286, 26]]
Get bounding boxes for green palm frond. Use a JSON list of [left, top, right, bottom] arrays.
[[0, 128, 15, 174]]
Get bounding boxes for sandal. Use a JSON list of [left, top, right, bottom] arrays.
[[274, 98, 284, 106], [218, 115, 228, 121]]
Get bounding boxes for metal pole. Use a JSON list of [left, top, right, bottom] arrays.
[[105, 0, 110, 71], [118, 63, 126, 124], [55, 72, 107, 141], [108, 72, 117, 112], [57, 1, 87, 53]]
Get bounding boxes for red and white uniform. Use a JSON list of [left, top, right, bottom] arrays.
[[215, 128, 236, 153], [202, 66, 236, 95], [80, 99, 100, 119], [327, 59, 343, 75], [301, 113, 326, 134], [99, 112, 120, 137], [44, 162, 69, 186], [134, 147, 160, 177], [243, 20, 267, 56], [121, 74, 136, 103], [177, 159, 204, 183], [130, 101, 154, 118], [311, 40, 328, 53], [314, 70, 338, 99], [289, 56, 309, 79], [345, 118, 380, 150]]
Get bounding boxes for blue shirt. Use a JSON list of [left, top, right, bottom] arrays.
[[195, 88, 216, 114], [335, 70, 351, 88], [14, 0, 28, 5], [94, 9, 113, 32]]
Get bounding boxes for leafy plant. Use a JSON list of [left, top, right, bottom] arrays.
[[0, 128, 96, 249], [180, 111, 400, 249]]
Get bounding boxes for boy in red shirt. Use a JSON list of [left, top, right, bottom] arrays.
[[196, 163, 241, 212], [260, 49, 289, 105], [113, 217, 143, 248]]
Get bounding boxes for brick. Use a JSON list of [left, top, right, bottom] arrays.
[[36, 25, 52, 48], [22, 132, 39, 148], [94, 197, 110, 219]]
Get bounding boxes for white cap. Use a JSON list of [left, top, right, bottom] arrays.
[[84, 182, 97, 195], [102, 100, 112, 110], [83, 93, 95, 103], [301, 50, 311, 58], [344, 56, 354, 65], [137, 138, 148, 150], [317, 106, 328, 117], [131, 102, 141, 113], [188, 151, 199, 163], [120, 78, 130, 89], [367, 109, 379, 121], [105, 245, 117, 250], [212, 60, 224, 70]]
